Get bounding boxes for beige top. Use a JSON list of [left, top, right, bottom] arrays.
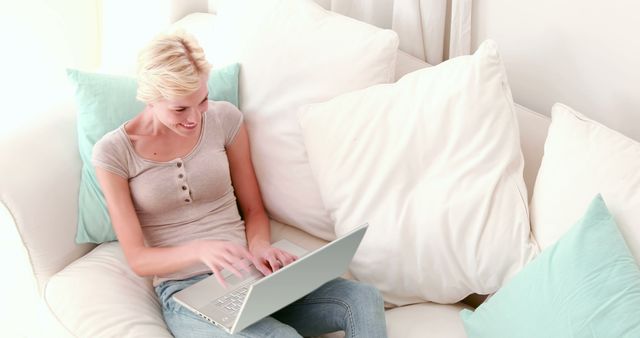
[[92, 101, 247, 285]]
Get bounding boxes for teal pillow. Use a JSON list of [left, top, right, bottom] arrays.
[[68, 63, 240, 244], [460, 194, 640, 337]]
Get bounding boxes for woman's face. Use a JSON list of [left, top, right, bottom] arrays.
[[150, 73, 209, 137]]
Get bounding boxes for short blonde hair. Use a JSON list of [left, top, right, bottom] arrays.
[[136, 31, 211, 103]]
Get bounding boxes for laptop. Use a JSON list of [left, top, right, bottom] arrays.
[[172, 223, 368, 334]]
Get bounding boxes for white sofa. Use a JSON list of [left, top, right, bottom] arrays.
[[0, 50, 551, 338], [0, 11, 556, 338]]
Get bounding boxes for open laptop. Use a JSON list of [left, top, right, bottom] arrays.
[[172, 223, 368, 334]]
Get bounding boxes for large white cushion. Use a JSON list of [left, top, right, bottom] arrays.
[[206, 0, 399, 240], [45, 242, 171, 338], [298, 40, 537, 305], [530, 103, 640, 259]]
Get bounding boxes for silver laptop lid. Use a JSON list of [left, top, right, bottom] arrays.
[[231, 223, 368, 333]]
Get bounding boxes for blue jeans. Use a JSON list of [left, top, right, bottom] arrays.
[[155, 275, 388, 338]]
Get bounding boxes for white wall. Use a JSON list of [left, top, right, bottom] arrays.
[[100, 0, 208, 75], [0, 0, 209, 141], [0, 0, 100, 140], [472, 0, 640, 141]]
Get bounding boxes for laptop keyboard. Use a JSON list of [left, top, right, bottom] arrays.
[[212, 264, 263, 316], [215, 286, 249, 314]]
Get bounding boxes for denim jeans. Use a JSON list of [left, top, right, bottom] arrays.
[[155, 275, 388, 338]]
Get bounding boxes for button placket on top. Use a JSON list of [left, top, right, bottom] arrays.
[[176, 160, 191, 203]]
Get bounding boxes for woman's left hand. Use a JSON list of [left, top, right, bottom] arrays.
[[250, 242, 298, 276]]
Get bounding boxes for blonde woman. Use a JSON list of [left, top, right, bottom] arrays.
[[92, 32, 387, 337]]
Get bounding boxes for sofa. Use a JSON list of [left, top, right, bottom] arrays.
[[3, 5, 640, 338]]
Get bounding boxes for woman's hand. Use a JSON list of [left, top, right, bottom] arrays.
[[250, 241, 298, 276], [193, 240, 254, 288]]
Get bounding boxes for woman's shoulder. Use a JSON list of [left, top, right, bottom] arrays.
[[91, 124, 133, 178], [93, 125, 129, 157], [205, 101, 244, 145], [206, 100, 243, 119], [206, 101, 243, 128]]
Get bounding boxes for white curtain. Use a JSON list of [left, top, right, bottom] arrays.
[[208, 0, 472, 64], [314, 0, 472, 65]]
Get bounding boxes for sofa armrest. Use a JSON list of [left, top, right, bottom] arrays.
[[0, 99, 95, 294]]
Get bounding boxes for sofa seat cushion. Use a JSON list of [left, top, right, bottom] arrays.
[[45, 220, 468, 337], [45, 242, 171, 337], [386, 303, 471, 338]]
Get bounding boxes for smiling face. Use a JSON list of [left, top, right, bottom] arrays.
[[148, 73, 209, 137], [136, 32, 212, 137]]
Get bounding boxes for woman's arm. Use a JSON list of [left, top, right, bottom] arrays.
[[95, 167, 252, 287], [227, 124, 297, 275]]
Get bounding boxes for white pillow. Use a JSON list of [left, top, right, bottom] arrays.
[[530, 103, 640, 260], [298, 40, 537, 305], [45, 243, 172, 337], [207, 0, 399, 240]]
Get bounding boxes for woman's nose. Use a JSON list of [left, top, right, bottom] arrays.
[[188, 108, 201, 122]]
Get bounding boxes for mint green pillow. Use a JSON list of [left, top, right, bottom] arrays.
[[68, 63, 240, 244], [460, 194, 640, 337]]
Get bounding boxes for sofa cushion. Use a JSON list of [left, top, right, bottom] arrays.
[[206, 0, 399, 240], [387, 303, 471, 338], [461, 195, 640, 337], [67, 64, 240, 244], [298, 40, 537, 305], [530, 103, 640, 261], [45, 242, 172, 337]]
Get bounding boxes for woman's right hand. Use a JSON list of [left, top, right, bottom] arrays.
[[193, 240, 255, 288]]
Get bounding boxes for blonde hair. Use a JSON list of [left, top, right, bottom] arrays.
[[136, 31, 211, 103]]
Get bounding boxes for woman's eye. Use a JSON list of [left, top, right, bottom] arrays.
[[174, 108, 185, 112]]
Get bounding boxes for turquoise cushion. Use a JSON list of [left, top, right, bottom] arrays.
[[460, 194, 640, 337], [68, 64, 240, 244]]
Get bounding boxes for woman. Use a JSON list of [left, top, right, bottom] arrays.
[[93, 31, 388, 338]]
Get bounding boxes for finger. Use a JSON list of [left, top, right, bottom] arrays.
[[209, 266, 227, 289], [267, 256, 281, 272], [278, 251, 296, 266], [278, 249, 298, 262], [275, 248, 295, 264], [254, 259, 273, 276], [233, 247, 255, 268], [219, 260, 244, 279], [273, 251, 289, 266], [225, 254, 250, 274], [227, 246, 256, 270], [236, 258, 252, 273]]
